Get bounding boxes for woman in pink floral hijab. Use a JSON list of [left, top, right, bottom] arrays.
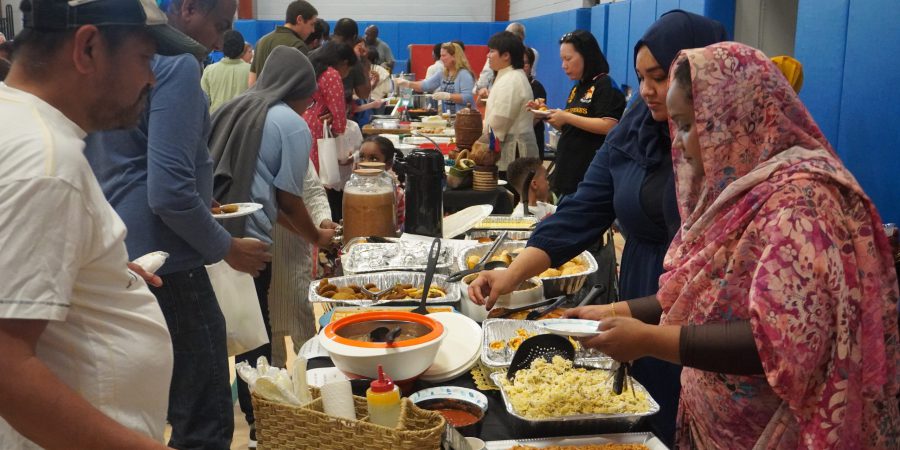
[[574, 41, 899, 448], [664, 42, 900, 448]]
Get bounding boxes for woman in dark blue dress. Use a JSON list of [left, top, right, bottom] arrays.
[[468, 10, 728, 445]]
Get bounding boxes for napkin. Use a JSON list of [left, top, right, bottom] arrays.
[[320, 379, 356, 420]]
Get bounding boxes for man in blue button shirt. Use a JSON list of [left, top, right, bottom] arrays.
[[84, 1, 268, 448]]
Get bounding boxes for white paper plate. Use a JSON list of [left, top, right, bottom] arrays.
[[443, 204, 493, 239], [529, 109, 552, 118], [420, 350, 479, 383], [212, 202, 263, 219], [421, 312, 482, 381], [540, 319, 602, 337]]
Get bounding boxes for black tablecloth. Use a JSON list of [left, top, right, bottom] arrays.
[[443, 187, 515, 216], [306, 357, 639, 441]]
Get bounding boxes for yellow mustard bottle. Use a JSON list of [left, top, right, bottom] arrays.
[[366, 365, 401, 428]]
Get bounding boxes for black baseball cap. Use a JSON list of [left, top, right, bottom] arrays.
[[22, 0, 206, 56]]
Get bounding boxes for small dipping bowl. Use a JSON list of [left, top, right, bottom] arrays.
[[459, 272, 543, 322], [409, 386, 487, 437]]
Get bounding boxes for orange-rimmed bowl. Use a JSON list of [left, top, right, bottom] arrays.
[[320, 312, 446, 381]]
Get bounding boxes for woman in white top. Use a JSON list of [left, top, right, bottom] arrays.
[[484, 31, 539, 172]]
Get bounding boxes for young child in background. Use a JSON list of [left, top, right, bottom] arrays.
[[358, 136, 405, 231], [507, 157, 556, 219]]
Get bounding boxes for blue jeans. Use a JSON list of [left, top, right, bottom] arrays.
[[151, 267, 233, 450]]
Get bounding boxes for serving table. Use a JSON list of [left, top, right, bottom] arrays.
[[305, 353, 641, 442]]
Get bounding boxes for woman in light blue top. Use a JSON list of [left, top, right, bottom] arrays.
[[398, 42, 475, 113]]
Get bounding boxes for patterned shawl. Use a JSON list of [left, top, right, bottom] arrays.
[[657, 42, 899, 448]]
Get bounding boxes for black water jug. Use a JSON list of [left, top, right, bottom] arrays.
[[400, 149, 444, 237]]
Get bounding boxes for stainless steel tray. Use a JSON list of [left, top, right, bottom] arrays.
[[490, 370, 660, 427], [485, 432, 669, 449], [343, 241, 455, 274], [308, 271, 459, 306], [471, 215, 538, 230], [458, 242, 598, 297], [480, 319, 612, 369]]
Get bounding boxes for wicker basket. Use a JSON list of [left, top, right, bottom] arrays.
[[251, 389, 446, 450], [472, 165, 498, 191]]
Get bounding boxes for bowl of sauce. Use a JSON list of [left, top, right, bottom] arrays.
[[409, 387, 487, 436]]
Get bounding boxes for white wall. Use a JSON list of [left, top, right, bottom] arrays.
[[509, 0, 595, 20], [256, 0, 494, 22], [734, 0, 798, 57], [2, 0, 22, 38]]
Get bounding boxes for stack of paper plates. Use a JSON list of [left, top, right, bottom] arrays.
[[421, 312, 482, 383]]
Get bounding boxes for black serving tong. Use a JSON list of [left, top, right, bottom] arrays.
[[486, 297, 558, 319], [611, 361, 635, 397], [506, 334, 575, 381], [411, 238, 441, 315], [488, 283, 608, 320], [525, 294, 570, 320]]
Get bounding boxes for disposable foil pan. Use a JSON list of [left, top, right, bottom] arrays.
[[458, 242, 598, 297], [490, 371, 660, 434], [343, 241, 455, 274], [308, 271, 459, 307], [480, 319, 612, 370], [471, 215, 538, 230], [464, 230, 532, 242], [485, 432, 667, 450]]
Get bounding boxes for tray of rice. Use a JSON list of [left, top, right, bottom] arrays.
[[490, 357, 659, 436]]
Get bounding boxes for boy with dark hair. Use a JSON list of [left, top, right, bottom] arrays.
[[507, 157, 554, 218], [248, 0, 318, 86], [305, 17, 327, 50], [202, 29, 251, 111], [313, 17, 371, 103]]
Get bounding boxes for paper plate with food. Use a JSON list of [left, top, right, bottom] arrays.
[[211, 202, 263, 219], [529, 98, 552, 118], [528, 108, 552, 118]]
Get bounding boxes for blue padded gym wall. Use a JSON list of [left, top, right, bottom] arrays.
[[519, 8, 592, 108], [795, 0, 900, 222]]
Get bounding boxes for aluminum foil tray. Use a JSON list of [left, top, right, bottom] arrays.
[[343, 241, 455, 274], [471, 215, 538, 230], [480, 319, 612, 370], [465, 229, 532, 242], [485, 432, 668, 450], [458, 242, 598, 297], [340, 236, 400, 253], [308, 271, 459, 306], [490, 371, 660, 429]]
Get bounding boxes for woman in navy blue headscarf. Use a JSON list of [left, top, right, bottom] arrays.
[[468, 10, 728, 445]]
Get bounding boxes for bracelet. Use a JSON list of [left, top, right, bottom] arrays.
[[610, 302, 617, 318]]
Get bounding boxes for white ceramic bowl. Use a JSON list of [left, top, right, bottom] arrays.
[[319, 312, 446, 381], [458, 271, 543, 322]]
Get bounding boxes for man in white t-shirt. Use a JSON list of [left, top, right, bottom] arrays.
[[0, 0, 202, 448]]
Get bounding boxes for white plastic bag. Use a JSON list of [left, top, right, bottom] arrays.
[[338, 120, 363, 161], [317, 119, 342, 188], [334, 120, 364, 187], [206, 260, 268, 356]]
